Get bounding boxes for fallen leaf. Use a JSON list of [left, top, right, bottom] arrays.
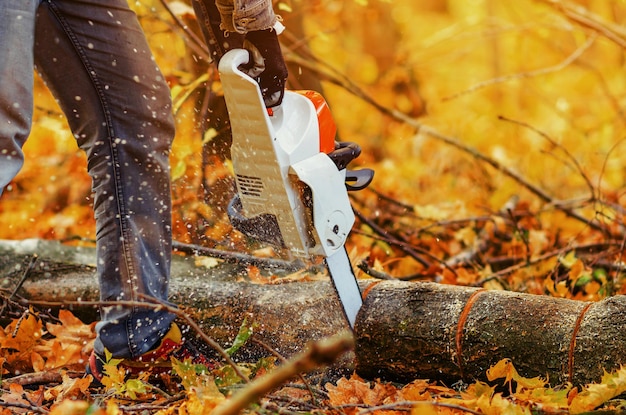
[[486, 358, 546, 393], [45, 371, 92, 403], [570, 366, 626, 414]]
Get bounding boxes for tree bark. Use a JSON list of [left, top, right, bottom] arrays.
[[2, 239, 626, 386], [355, 280, 626, 386], [0, 239, 353, 367]]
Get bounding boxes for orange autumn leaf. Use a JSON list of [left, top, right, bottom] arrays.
[[2, 382, 45, 411], [0, 312, 44, 372], [49, 399, 105, 415], [32, 351, 45, 372], [45, 371, 92, 403], [246, 265, 275, 284], [326, 374, 399, 412], [40, 310, 95, 369], [40, 340, 84, 371], [1, 312, 43, 352], [46, 310, 95, 343]]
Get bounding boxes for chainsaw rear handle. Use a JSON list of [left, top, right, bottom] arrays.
[[327, 141, 375, 191]]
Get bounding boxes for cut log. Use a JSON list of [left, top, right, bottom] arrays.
[[2, 239, 626, 386], [355, 280, 626, 386], [0, 239, 353, 367]]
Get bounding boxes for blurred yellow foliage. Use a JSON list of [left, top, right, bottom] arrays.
[[1, 0, 626, 293]]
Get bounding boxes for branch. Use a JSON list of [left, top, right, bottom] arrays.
[[172, 241, 304, 272], [352, 208, 434, 269], [0, 254, 38, 319], [498, 116, 596, 197], [412, 123, 613, 236], [18, 297, 251, 383], [537, 0, 626, 49], [354, 401, 482, 415], [0, 400, 48, 414], [211, 332, 354, 415], [156, 0, 211, 61], [443, 34, 596, 101], [472, 241, 622, 286], [281, 28, 617, 238]]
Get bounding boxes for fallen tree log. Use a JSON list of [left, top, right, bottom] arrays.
[[2, 239, 626, 386], [0, 239, 354, 368], [355, 280, 626, 386]]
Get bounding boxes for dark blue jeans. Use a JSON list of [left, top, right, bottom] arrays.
[[0, 0, 177, 359]]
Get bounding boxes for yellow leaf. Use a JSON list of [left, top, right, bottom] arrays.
[[45, 371, 92, 403], [410, 402, 438, 415], [49, 400, 92, 415], [178, 387, 225, 415], [277, 2, 292, 12], [570, 366, 626, 414], [202, 128, 218, 146], [559, 251, 578, 268], [414, 204, 449, 221], [106, 400, 122, 415], [171, 159, 187, 181], [454, 226, 477, 247], [568, 259, 585, 283], [486, 359, 546, 392], [481, 392, 530, 415], [124, 378, 148, 400], [194, 256, 221, 269]]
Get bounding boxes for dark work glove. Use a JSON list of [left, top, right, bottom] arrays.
[[241, 29, 288, 107]]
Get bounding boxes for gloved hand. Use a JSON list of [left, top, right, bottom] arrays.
[[241, 29, 288, 107]]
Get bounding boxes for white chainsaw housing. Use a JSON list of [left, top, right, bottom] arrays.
[[218, 49, 355, 258]]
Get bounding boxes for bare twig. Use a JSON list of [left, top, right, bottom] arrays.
[[443, 34, 596, 101], [1, 370, 81, 388], [445, 195, 520, 268], [472, 241, 622, 286], [0, 254, 38, 319], [413, 123, 613, 236], [537, 0, 626, 49], [211, 332, 354, 415], [353, 400, 482, 415], [156, 0, 210, 60], [352, 208, 431, 268], [499, 115, 596, 197], [0, 400, 48, 414], [251, 337, 319, 405], [172, 241, 304, 272], [18, 297, 250, 383], [281, 28, 617, 238], [356, 261, 395, 280]]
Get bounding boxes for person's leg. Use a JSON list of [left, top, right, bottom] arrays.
[[0, 0, 38, 195], [34, 0, 176, 358]]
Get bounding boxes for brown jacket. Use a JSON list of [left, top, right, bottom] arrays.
[[216, 0, 279, 33]]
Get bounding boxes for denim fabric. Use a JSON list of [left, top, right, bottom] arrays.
[[0, 0, 177, 359]]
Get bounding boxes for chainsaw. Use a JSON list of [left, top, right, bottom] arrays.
[[218, 49, 374, 329]]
